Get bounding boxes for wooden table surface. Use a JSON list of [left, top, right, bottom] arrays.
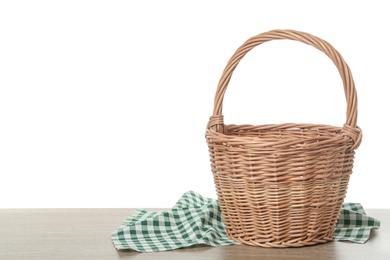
[[0, 208, 389, 260]]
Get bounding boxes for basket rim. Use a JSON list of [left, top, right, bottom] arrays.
[[206, 122, 358, 150]]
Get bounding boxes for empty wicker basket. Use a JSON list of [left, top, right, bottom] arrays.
[[205, 29, 362, 247]]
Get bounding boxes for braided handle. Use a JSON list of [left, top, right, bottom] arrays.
[[210, 29, 358, 129]]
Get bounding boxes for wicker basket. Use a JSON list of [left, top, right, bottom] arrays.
[[205, 29, 362, 247]]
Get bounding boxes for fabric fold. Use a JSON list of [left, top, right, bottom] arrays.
[[111, 191, 237, 252], [334, 202, 380, 243]]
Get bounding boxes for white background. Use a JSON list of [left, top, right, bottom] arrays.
[[1, 1, 389, 208]]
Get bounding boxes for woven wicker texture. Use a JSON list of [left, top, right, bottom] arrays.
[[206, 29, 362, 247]]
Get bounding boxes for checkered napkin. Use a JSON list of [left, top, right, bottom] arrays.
[[334, 202, 380, 243], [111, 191, 237, 252], [111, 191, 380, 252]]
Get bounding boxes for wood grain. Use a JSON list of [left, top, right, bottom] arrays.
[[0, 209, 388, 259]]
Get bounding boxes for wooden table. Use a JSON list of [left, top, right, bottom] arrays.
[[0, 208, 388, 259]]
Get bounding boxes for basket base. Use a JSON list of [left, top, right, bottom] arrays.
[[227, 234, 334, 248]]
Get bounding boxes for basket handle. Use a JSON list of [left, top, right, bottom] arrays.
[[209, 29, 359, 130]]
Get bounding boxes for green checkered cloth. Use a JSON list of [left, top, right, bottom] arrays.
[[111, 191, 237, 252], [335, 202, 380, 243], [111, 191, 380, 252]]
